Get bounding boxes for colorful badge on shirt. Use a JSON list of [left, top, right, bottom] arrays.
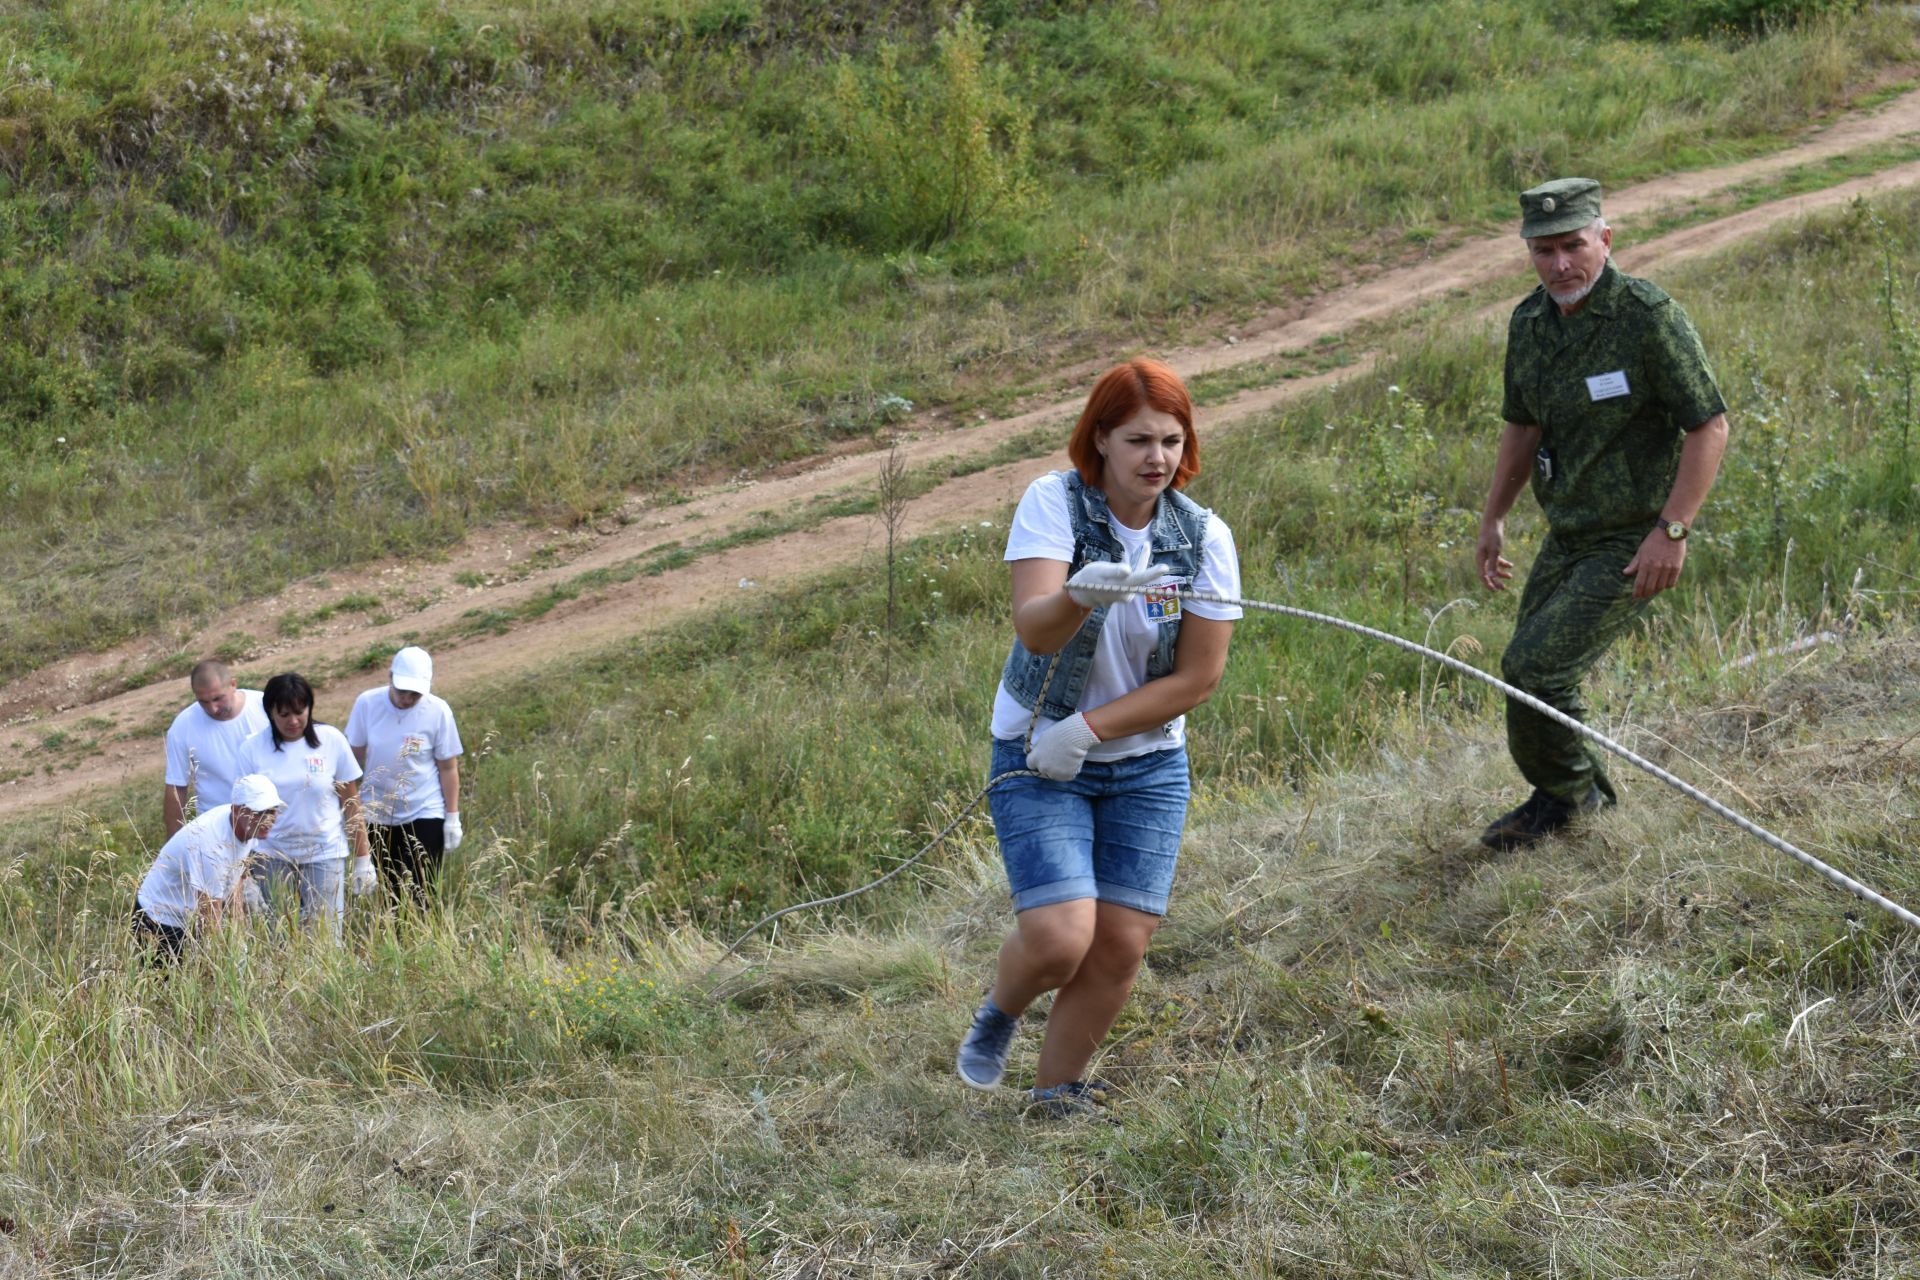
[[1144, 578, 1188, 622]]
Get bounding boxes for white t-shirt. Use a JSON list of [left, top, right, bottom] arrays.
[[239, 723, 363, 863], [163, 691, 270, 810], [137, 805, 257, 930], [990, 472, 1243, 760], [344, 688, 464, 824]]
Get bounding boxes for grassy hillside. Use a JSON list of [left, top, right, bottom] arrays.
[[3, 634, 1916, 1275], [10, 182, 1920, 921], [5, 166, 1920, 1276], [7, 4, 1920, 1272], [176, 185, 1920, 920], [1, 0, 1912, 680]]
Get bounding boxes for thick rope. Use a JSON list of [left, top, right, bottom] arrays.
[[1176, 585, 1920, 932], [709, 584, 1918, 980]]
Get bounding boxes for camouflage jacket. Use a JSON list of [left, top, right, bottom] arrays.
[[1501, 260, 1726, 540]]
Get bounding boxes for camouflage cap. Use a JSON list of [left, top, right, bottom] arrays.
[[1519, 177, 1602, 239]]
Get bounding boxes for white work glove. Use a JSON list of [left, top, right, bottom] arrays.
[[241, 875, 267, 916], [443, 813, 464, 850], [350, 854, 378, 897], [1066, 561, 1169, 608], [1026, 713, 1103, 781]]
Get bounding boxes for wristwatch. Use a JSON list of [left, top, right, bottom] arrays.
[[1663, 519, 1689, 542]]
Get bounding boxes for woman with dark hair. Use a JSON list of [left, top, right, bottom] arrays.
[[238, 672, 371, 938], [954, 357, 1242, 1115]]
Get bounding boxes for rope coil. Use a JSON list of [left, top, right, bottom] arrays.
[[711, 584, 1918, 974]]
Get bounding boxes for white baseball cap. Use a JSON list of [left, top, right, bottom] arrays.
[[230, 774, 285, 813], [390, 646, 433, 694]]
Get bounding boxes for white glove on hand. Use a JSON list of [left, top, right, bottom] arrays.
[[241, 875, 267, 916], [1026, 713, 1103, 781], [443, 813, 464, 850], [1066, 561, 1169, 608], [350, 854, 377, 897]]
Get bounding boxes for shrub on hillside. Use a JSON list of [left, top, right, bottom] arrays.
[[812, 7, 1039, 251], [1603, 0, 1865, 39]]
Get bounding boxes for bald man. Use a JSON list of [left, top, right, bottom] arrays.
[[162, 660, 270, 838]]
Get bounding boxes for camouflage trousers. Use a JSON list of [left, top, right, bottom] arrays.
[[1499, 532, 1650, 804]]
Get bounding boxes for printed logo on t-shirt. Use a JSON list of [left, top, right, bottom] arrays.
[[1144, 579, 1188, 622], [305, 755, 327, 778], [400, 734, 429, 758]]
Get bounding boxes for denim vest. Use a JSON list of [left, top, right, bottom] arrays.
[[999, 471, 1211, 721]]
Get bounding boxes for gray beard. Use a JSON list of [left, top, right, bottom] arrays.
[[1547, 280, 1595, 307], [1547, 253, 1609, 308]]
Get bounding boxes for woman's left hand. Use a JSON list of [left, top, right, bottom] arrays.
[[1026, 713, 1102, 781]]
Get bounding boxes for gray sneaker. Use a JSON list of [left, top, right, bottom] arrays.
[[955, 997, 1019, 1089]]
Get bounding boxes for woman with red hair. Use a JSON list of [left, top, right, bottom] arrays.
[[955, 357, 1243, 1115]]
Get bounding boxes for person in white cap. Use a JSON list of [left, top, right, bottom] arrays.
[[163, 660, 270, 838], [134, 773, 284, 963], [238, 671, 370, 939], [346, 646, 465, 909]]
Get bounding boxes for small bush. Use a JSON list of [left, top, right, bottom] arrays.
[[1331, 386, 1444, 621], [548, 954, 690, 1054], [813, 7, 1039, 250], [1603, 0, 1865, 40]]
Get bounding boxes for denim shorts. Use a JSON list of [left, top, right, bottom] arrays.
[[987, 737, 1191, 916], [250, 854, 346, 942]]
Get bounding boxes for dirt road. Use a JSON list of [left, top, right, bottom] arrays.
[[7, 89, 1920, 819]]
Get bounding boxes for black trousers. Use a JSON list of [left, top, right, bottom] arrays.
[[131, 904, 187, 965], [370, 818, 446, 910]]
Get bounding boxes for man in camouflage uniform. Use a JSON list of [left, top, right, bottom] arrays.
[[1475, 177, 1731, 848]]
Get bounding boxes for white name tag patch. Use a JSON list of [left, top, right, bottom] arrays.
[[1586, 370, 1630, 401]]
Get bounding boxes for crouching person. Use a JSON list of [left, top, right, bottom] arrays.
[[132, 774, 285, 964]]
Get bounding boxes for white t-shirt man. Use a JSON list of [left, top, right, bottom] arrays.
[[240, 725, 363, 863], [990, 472, 1243, 760], [164, 690, 270, 811], [344, 689, 464, 824], [137, 805, 259, 930]]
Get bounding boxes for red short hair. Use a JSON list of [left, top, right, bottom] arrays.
[[1067, 357, 1200, 491]]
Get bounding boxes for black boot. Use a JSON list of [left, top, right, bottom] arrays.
[[1480, 786, 1607, 850]]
